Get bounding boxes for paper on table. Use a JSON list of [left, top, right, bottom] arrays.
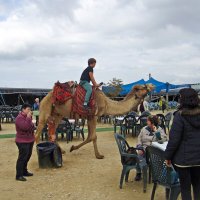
[[115, 117, 124, 121], [151, 141, 168, 151], [68, 119, 75, 124]]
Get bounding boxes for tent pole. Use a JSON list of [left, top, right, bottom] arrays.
[[19, 94, 25, 104], [18, 94, 20, 105], [0, 93, 6, 105], [166, 93, 169, 111], [166, 82, 169, 111]]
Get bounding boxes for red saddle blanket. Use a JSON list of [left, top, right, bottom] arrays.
[[72, 85, 96, 117], [52, 81, 72, 105]]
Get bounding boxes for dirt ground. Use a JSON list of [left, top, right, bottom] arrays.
[[0, 123, 179, 200]]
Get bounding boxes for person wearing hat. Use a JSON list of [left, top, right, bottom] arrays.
[[80, 58, 101, 109], [165, 88, 200, 200]]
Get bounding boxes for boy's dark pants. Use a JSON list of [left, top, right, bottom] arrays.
[[16, 142, 34, 178]]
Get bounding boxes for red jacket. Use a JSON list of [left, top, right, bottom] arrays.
[[15, 112, 35, 143]]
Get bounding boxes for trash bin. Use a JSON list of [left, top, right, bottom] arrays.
[[36, 142, 62, 168]]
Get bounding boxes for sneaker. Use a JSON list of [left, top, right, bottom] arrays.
[[134, 173, 142, 181], [83, 105, 90, 110]]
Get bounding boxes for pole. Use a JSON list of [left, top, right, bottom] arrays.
[[166, 83, 169, 110], [149, 73, 152, 79], [0, 93, 6, 105]]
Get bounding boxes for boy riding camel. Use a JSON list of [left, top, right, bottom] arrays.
[[80, 58, 101, 109]]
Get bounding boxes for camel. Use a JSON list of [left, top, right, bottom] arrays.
[[35, 83, 154, 159]]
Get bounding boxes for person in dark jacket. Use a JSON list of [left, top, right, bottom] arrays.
[[165, 88, 200, 200], [15, 104, 35, 181]]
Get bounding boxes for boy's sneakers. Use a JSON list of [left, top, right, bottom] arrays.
[[83, 103, 90, 110]]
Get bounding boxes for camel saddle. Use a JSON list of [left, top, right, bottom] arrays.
[[52, 81, 96, 117], [72, 85, 96, 118], [52, 81, 72, 105]]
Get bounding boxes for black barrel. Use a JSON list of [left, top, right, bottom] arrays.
[[36, 142, 62, 168]]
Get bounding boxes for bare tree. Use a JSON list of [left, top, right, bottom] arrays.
[[106, 78, 123, 98]]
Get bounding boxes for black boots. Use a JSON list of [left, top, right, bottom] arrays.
[[16, 176, 27, 181], [16, 171, 33, 181], [23, 172, 33, 177]]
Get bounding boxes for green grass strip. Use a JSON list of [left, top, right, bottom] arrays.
[[0, 134, 16, 139], [0, 127, 115, 139]]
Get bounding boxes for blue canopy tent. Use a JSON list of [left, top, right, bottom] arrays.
[[145, 77, 167, 93], [102, 77, 190, 96], [120, 79, 146, 95]]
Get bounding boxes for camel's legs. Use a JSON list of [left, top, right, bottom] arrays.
[[91, 117, 104, 159], [35, 101, 52, 143], [35, 119, 48, 144], [70, 117, 104, 159], [50, 115, 65, 153], [92, 135, 104, 159], [70, 118, 93, 151]]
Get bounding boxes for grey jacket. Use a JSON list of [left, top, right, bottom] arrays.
[[137, 126, 168, 148]]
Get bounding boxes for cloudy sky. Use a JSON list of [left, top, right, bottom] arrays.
[[0, 0, 200, 88]]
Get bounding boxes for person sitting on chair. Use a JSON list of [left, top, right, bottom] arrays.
[[135, 115, 168, 181], [80, 58, 101, 109]]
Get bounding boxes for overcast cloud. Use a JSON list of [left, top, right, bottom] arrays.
[[0, 0, 200, 88]]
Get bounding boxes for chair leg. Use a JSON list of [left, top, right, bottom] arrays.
[[77, 131, 80, 139], [151, 183, 157, 200], [114, 125, 116, 133], [169, 186, 181, 200], [164, 126, 167, 134], [143, 166, 148, 193], [166, 188, 170, 200], [120, 167, 126, 189], [70, 131, 73, 141], [66, 132, 69, 143], [81, 130, 85, 141], [125, 170, 130, 182], [45, 133, 48, 141], [41, 132, 44, 141], [149, 165, 152, 184]]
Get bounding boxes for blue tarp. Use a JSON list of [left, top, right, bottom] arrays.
[[120, 79, 146, 95], [102, 77, 190, 96], [145, 77, 167, 93]]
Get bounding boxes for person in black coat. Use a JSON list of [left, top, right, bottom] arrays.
[[165, 88, 200, 200]]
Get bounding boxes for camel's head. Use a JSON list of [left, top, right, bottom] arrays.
[[125, 84, 154, 100]]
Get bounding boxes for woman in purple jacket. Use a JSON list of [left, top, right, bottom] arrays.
[[15, 104, 35, 181]]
